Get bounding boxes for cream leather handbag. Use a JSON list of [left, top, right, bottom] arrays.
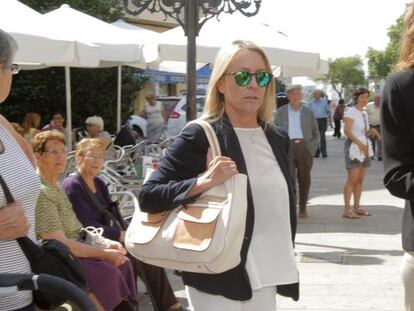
[[125, 120, 248, 274]]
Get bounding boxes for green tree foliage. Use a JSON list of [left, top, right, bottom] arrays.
[[366, 12, 404, 82], [314, 56, 365, 99], [1, 0, 146, 133], [21, 0, 123, 22]]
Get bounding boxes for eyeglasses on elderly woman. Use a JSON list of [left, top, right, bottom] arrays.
[[225, 71, 272, 87], [3, 64, 20, 75]]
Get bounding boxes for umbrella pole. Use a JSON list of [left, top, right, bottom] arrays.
[[65, 66, 72, 148], [117, 66, 122, 133]]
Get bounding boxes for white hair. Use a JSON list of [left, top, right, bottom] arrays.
[[85, 116, 104, 131], [0, 29, 18, 69]]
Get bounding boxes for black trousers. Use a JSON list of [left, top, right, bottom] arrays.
[[333, 119, 341, 137], [315, 118, 328, 156]]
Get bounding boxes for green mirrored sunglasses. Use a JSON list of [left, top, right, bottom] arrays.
[[225, 71, 272, 87]]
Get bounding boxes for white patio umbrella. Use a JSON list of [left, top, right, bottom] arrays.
[[273, 59, 330, 78], [156, 15, 321, 70], [43, 5, 158, 139], [0, 0, 99, 67], [1, 0, 103, 147], [43, 5, 151, 66]]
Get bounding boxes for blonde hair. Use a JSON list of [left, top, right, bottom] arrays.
[[32, 131, 66, 153], [75, 138, 107, 158], [22, 112, 41, 134], [202, 40, 275, 123], [397, 4, 414, 70], [145, 93, 156, 102]]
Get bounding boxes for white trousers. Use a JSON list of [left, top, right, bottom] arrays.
[[185, 285, 277, 311], [401, 251, 414, 311]]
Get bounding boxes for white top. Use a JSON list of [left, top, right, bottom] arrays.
[[0, 126, 40, 310], [344, 106, 369, 141], [234, 127, 298, 290], [366, 102, 380, 126], [145, 101, 164, 124]]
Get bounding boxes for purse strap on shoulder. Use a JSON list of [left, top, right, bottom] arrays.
[[0, 173, 40, 261], [0, 174, 15, 204], [189, 119, 222, 158]]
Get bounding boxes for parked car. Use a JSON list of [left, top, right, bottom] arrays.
[[167, 96, 206, 137], [126, 115, 147, 140], [156, 96, 181, 122]]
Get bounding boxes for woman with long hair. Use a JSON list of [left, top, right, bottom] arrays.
[[138, 40, 299, 310], [21, 112, 41, 144], [382, 3, 414, 309]]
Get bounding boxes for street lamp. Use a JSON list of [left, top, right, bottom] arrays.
[[123, 0, 262, 121]]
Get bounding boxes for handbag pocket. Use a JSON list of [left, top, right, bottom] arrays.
[[127, 211, 171, 244], [172, 205, 221, 252]]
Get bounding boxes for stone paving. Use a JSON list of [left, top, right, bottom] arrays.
[[138, 129, 406, 311]]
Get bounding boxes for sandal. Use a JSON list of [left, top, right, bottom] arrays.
[[342, 210, 360, 219], [353, 208, 371, 216]]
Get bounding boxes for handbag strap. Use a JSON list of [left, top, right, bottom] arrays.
[[0, 173, 40, 262], [75, 173, 106, 214], [75, 173, 126, 230], [0, 174, 15, 204], [188, 119, 222, 159]]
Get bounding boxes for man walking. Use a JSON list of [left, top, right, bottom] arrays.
[[275, 85, 319, 218], [309, 89, 329, 158], [366, 95, 382, 160]]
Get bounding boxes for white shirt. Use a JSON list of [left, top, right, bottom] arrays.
[[287, 104, 304, 139], [366, 102, 380, 126], [344, 106, 369, 141], [234, 127, 298, 290]]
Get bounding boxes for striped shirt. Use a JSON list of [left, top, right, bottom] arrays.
[[0, 126, 40, 310]]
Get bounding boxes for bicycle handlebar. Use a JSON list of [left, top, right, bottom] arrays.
[[0, 273, 97, 311]]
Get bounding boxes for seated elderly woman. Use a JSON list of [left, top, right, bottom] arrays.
[[85, 115, 112, 146], [62, 138, 183, 311], [33, 131, 138, 311]]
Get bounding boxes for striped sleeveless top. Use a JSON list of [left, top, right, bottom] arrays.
[[0, 126, 40, 310]]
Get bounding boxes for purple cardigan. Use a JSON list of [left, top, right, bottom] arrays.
[[62, 174, 121, 241]]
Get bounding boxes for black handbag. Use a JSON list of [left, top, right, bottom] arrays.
[[76, 173, 127, 230], [0, 174, 87, 310]]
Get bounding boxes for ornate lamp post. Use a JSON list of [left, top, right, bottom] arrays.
[[123, 0, 262, 121]]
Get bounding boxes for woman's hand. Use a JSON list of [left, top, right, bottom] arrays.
[[102, 249, 126, 267], [0, 202, 30, 240], [186, 148, 238, 198], [357, 141, 368, 157], [203, 154, 239, 188], [105, 239, 126, 255]]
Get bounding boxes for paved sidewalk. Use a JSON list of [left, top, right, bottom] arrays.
[[138, 130, 406, 311]]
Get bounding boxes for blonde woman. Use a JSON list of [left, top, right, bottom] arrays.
[[139, 40, 299, 310], [382, 3, 414, 310], [140, 93, 165, 143], [22, 112, 41, 143]]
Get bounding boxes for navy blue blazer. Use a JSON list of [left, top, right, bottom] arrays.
[[139, 115, 299, 301], [382, 69, 414, 251]]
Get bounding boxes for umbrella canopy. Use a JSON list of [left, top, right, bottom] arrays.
[[273, 59, 330, 78], [112, 20, 207, 72], [0, 0, 99, 67], [43, 4, 155, 67], [156, 15, 321, 70]]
